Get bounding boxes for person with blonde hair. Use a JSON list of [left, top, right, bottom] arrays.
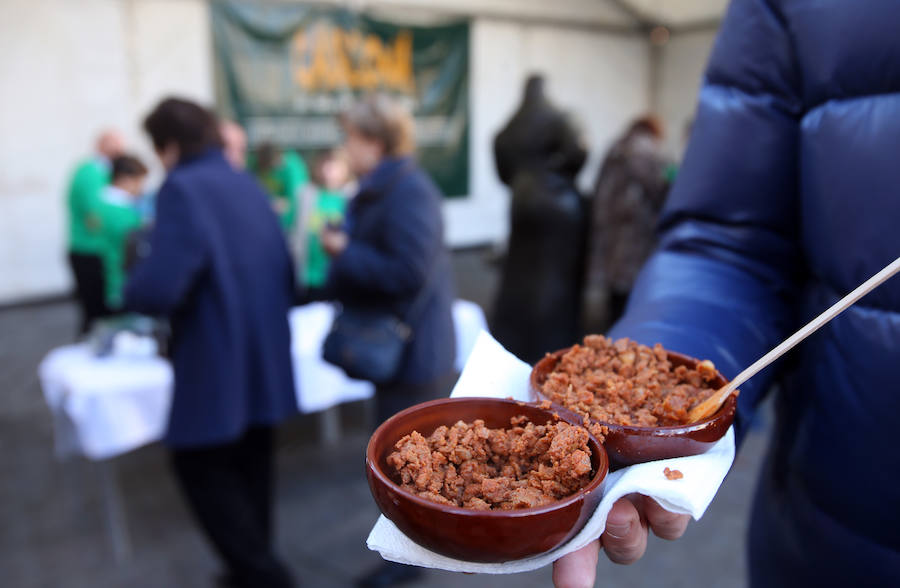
[[321, 94, 456, 587]]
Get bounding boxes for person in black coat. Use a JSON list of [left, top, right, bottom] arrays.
[[124, 98, 297, 588], [491, 75, 589, 363], [321, 95, 456, 588]]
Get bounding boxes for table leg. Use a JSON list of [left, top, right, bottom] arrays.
[[60, 458, 87, 523], [317, 405, 341, 446], [98, 459, 132, 564]]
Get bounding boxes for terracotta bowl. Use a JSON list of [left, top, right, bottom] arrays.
[[366, 397, 608, 562], [530, 348, 736, 468]]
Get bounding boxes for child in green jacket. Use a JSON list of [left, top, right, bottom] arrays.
[[249, 143, 309, 233], [303, 149, 350, 296], [97, 155, 146, 310]]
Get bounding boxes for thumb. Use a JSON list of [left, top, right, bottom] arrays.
[[553, 541, 599, 588]]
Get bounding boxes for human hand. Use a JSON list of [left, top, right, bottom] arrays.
[[321, 228, 349, 257], [85, 214, 102, 232], [272, 198, 289, 214], [552, 494, 690, 588]]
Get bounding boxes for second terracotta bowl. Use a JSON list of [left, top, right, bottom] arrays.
[[531, 348, 736, 468], [366, 397, 608, 562]]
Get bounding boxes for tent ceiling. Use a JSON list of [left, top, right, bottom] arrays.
[[614, 0, 728, 28], [314, 1, 725, 33]]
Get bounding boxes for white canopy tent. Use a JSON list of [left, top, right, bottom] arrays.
[[615, 0, 727, 29], [349, 0, 728, 30]]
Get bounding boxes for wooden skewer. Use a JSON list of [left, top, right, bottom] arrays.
[[687, 255, 900, 424]]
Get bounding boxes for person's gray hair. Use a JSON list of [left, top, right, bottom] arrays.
[[341, 94, 416, 157]]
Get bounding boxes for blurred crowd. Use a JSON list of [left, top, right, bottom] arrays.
[[63, 92, 470, 588], [66, 121, 357, 334], [63, 85, 674, 588]]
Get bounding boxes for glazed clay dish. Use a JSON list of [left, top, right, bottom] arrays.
[[387, 415, 595, 511], [366, 397, 608, 562], [531, 335, 736, 467]]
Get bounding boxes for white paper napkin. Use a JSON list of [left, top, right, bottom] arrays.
[[366, 331, 735, 574]]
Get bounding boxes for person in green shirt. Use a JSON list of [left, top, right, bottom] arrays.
[[303, 149, 349, 298], [97, 155, 147, 310], [67, 130, 125, 333], [249, 142, 309, 234]]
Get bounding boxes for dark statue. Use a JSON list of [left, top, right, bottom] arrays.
[[490, 75, 588, 363]]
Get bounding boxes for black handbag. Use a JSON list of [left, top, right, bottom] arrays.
[[322, 264, 438, 384]]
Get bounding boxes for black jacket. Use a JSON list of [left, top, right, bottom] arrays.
[[491, 77, 588, 362]]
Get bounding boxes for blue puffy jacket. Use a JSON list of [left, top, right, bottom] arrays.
[[611, 0, 900, 583]]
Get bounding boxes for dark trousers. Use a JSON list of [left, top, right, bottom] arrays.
[[294, 286, 329, 306], [170, 427, 294, 588], [67, 252, 110, 335]]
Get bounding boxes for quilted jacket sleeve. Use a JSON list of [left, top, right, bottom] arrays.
[[610, 0, 805, 444]]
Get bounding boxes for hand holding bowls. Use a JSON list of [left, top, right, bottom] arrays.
[[366, 397, 608, 562]]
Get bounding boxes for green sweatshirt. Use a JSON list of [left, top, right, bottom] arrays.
[[251, 150, 309, 232], [304, 189, 347, 288], [96, 187, 142, 308], [67, 157, 110, 254]]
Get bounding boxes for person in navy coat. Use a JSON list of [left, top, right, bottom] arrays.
[[553, 1, 900, 587], [321, 95, 456, 588], [322, 95, 456, 422], [125, 98, 297, 588]]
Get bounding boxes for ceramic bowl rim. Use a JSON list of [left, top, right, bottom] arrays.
[[530, 347, 734, 436], [367, 397, 609, 519]]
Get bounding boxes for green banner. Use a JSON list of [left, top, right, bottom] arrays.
[[212, 1, 469, 197]]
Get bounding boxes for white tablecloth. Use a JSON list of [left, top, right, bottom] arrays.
[[39, 300, 488, 460]]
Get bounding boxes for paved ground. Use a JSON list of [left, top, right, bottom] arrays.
[[0, 249, 770, 587]]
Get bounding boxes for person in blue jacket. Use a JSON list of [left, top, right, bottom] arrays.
[[124, 98, 297, 588], [553, 1, 900, 586], [321, 95, 456, 588], [322, 95, 456, 422]]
